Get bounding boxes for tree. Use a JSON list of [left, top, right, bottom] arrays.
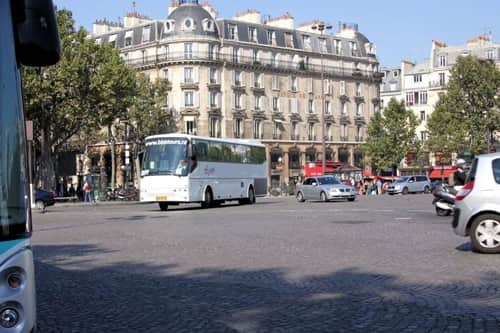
[[22, 9, 100, 188], [128, 74, 177, 184], [363, 98, 420, 174], [427, 56, 500, 156], [90, 43, 136, 189]]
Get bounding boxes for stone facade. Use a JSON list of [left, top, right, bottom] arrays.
[[92, 0, 382, 187]]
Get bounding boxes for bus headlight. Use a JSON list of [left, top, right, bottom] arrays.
[[0, 308, 19, 328], [7, 272, 22, 289]]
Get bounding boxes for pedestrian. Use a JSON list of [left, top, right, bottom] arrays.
[[376, 178, 383, 195], [83, 180, 93, 203], [358, 180, 364, 195]]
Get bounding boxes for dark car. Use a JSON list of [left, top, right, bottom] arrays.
[[35, 188, 56, 210]]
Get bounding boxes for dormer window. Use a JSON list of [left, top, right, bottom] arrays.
[[249, 27, 258, 43], [125, 30, 133, 47], [164, 20, 175, 33], [202, 18, 215, 32], [142, 26, 151, 43], [228, 24, 238, 40], [285, 32, 294, 48], [302, 35, 311, 49], [184, 18, 195, 31], [108, 34, 117, 48]]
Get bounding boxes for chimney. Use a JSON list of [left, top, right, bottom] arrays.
[[336, 22, 358, 39], [264, 12, 294, 30], [297, 20, 324, 34], [467, 34, 491, 46], [123, 11, 152, 28], [93, 19, 123, 35], [234, 9, 261, 24]]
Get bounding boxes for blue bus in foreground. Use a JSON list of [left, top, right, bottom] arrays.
[[0, 0, 60, 331]]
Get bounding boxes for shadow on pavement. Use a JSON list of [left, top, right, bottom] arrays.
[[34, 244, 500, 332]]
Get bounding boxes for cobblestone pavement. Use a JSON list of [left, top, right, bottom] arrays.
[[32, 194, 500, 332]]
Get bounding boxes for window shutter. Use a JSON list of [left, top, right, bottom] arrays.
[[232, 70, 236, 85], [241, 95, 246, 110], [231, 93, 235, 110], [308, 78, 313, 93], [194, 92, 199, 108], [241, 72, 246, 86], [292, 98, 298, 113], [193, 67, 199, 83], [217, 93, 222, 107]]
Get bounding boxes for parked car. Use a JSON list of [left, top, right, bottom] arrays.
[[452, 152, 500, 253], [35, 188, 56, 210], [296, 175, 357, 202], [386, 175, 431, 195]]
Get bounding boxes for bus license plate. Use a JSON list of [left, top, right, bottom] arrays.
[[156, 196, 167, 201]]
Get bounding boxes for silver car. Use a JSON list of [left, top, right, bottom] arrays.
[[452, 152, 500, 253], [387, 175, 431, 195], [296, 176, 357, 202]]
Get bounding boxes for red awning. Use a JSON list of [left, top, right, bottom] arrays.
[[363, 170, 373, 178], [428, 166, 457, 180]]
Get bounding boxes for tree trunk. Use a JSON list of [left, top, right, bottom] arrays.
[[39, 128, 56, 190], [109, 124, 116, 189]]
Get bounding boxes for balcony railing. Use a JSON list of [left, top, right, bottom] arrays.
[[290, 134, 299, 140], [124, 52, 380, 79], [272, 134, 283, 140], [340, 136, 349, 142], [355, 136, 364, 142], [308, 135, 316, 141]]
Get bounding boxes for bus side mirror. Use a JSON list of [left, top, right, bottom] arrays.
[[12, 0, 61, 67]]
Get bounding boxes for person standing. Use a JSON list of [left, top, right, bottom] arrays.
[[83, 180, 92, 203], [376, 178, 383, 195]]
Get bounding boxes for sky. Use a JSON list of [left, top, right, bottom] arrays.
[[54, 0, 500, 68]]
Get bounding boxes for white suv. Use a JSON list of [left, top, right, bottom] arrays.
[[452, 152, 500, 253]]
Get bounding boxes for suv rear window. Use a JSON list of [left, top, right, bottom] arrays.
[[493, 158, 500, 184]]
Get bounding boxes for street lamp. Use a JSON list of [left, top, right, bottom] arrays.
[[312, 22, 332, 175]]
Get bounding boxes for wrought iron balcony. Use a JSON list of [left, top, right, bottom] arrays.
[[340, 136, 349, 142], [124, 52, 380, 80], [272, 134, 283, 140], [308, 135, 317, 141], [355, 136, 364, 142], [290, 134, 299, 140]]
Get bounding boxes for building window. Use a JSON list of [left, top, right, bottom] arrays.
[[232, 47, 239, 63], [341, 124, 347, 140], [302, 35, 311, 49], [486, 49, 495, 60], [349, 41, 357, 56], [291, 121, 298, 140], [234, 119, 243, 138], [439, 72, 446, 86], [405, 92, 414, 106], [290, 76, 298, 91], [184, 18, 194, 30], [307, 99, 314, 113], [229, 24, 238, 40], [420, 111, 426, 121], [420, 131, 427, 141], [319, 38, 327, 53], [234, 70, 243, 86], [419, 91, 428, 104], [184, 67, 193, 83], [284, 32, 294, 48], [439, 54, 447, 67], [272, 97, 279, 112], [326, 123, 332, 140], [234, 93, 242, 109], [341, 101, 347, 115], [185, 120, 195, 134], [355, 82, 361, 96], [254, 119, 262, 139], [254, 95, 261, 110], [414, 74, 422, 83], [252, 49, 260, 63], [340, 81, 346, 95], [209, 92, 217, 107], [209, 68, 217, 84], [142, 26, 151, 43], [184, 92, 194, 107], [393, 70, 399, 77], [209, 117, 219, 137], [125, 31, 133, 46], [254, 73, 262, 88], [272, 75, 279, 90], [202, 18, 214, 32], [334, 39, 341, 55], [109, 34, 117, 48], [325, 100, 331, 115], [184, 43, 192, 59], [272, 121, 281, 139], [249, 27, 258, 42], [208, 44, 215, 60], [308, 122, 315, 141], [267, 30, 276, 45], [356, 103, 363, 116]]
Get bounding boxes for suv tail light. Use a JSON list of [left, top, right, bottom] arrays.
[[456, 180, 474, 201]]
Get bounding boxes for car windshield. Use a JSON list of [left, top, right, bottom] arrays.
[[318, 177, 341, 185], [142, 138, 188, 176], [395, 177, 409, 183]]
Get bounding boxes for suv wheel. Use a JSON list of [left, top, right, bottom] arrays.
[[402, 187, 409, 195], [470, 214, 500, 254]]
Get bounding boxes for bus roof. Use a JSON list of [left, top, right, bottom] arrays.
[[145, 133, 265, 148]]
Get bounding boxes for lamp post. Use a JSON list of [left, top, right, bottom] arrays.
[[312, 22, 332, 175]]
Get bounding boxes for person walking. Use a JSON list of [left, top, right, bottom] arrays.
[[83, 180, 93, 203], [376, 178, 383, 195]]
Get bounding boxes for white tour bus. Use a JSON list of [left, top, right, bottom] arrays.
[[140, 134, 267, 211]]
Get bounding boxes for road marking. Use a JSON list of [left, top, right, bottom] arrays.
[[395, 217, 412, 221]]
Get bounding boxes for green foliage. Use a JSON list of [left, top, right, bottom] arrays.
[[363, 98, 420, 173], [128, 74, 176, 142], [427, 56, 500, 155]]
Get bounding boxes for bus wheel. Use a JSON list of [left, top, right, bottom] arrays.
[[202, 188, 213, 208], [159, 202, 168, 211]]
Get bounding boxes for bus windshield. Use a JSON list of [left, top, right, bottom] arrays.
[[142, 137, 188, 176]]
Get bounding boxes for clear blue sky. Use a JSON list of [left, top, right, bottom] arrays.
[[54, 0, 499, 67]]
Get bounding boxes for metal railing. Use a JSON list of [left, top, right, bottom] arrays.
[[124, 52, 381, 79]]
